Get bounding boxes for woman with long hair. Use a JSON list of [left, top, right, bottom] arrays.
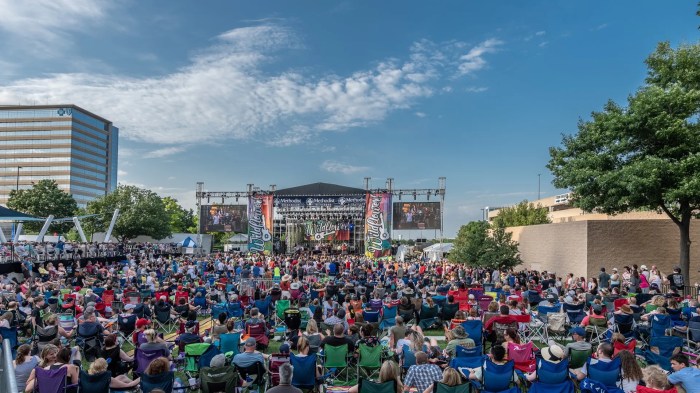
[[618, 350, 643, 393], [424, 368, 463, 393], [303, 319, 324, 354], [83, 358, 140, 392], [24, 345, 79, 393], [348, 360, 403, 393], [100, 333, 134, 377], [14, 344, 39, 393]]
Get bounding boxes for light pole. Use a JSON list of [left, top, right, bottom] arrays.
[[538, 173, 541, 200], [15, 166, 22, 192]]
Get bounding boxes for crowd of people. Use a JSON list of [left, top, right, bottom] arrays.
[[1, 248, 700, 393]]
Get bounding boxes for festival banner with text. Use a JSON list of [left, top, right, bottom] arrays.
[[304, 220, 351, 241], [248, 194, 274, 254], [364, 192, 392, 258]]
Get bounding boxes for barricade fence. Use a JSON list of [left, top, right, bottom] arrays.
[[0, 339, 18, 393]]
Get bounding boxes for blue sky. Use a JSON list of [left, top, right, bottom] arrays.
[[0, 1, 697, 238]]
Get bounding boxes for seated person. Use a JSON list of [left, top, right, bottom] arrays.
[[245, 308, 268, 335], [668, 353, 700, 393], [525, 345, 566, 381], [176, 320, 202, 348], [574, 342, 614, 381], [139, 329, 171, 359], [638, 365, 678, 393], [467, 345, 519, 383], [233, 337, 268, 378], [320, 323, 355, 352], [444, 325, 475, 358]]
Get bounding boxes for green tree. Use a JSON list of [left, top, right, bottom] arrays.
[[492, 200, 551, 228], [548, 42, 700, 284], [7, 180, 78, 234], [84, 184, 171, 241], [162, 196, 196, 233], [450, 221, 522, 269]]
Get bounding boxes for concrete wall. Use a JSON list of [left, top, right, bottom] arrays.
[[507, 220, 700, 284]]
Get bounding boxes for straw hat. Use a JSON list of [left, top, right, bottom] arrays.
[[541, 346, 565, 363]]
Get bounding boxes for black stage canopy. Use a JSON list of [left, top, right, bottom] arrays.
[[274, 182, 365, 196]]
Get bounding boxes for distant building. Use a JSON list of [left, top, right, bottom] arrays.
[[0, 105, 118, 207]]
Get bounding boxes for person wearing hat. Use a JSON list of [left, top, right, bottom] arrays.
[[176, 320, 202, 347], [525, 345, 566, 381], [548, 326, 592, 361], [615, 304, 634, 316], [538, 292, 559, 308], [581, 304, 608, 328], [444, 325, 475, 357], [233, 337, 268, 369]]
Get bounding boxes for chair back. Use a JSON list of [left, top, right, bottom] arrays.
[[199, 365, 237, 393], [140, 371, 174, 393], [456, 345, 482, 358], [226, 302, 243, 318], [135, 348, 168, 374], [419, 304, 438, 319], [568, 348, 592, 369], [401, 344, 416, 370], [649, 336, 684, 359], [613, 314, 634, 335], [482, 358, 516, 392], [255, 297, 272, 316], [586, 357, 621, 387], [358, 343, 382, 368], [460, 320, 483, 344], [478, 295, 494, 311], [613, 338, 637, 357], [359, 378, 396, 393], [562, 303, 585, 324], [382, 305, 398, 319], [688, 320, 700, 342], [276, 299, 291, 319], [535, 357, 570, 383], [363, 310, 380, 323], [268, 354, 291, 386], [219, 332, 241, 355], [507, 342, 535, 372], [78, 370, 111, 393], [650, 314, 671, 337], [324, 344, 349, 367], [434, 382, 469, 393], [291, 353, 318, 388], [613, 298, 628, 310]]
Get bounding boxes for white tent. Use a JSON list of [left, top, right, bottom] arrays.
[[228, 233, 248, 243], [396, 245, 410, 261], [423, 242, 453, 261]]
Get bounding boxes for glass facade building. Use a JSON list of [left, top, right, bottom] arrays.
[[0, 105, 119, 207]]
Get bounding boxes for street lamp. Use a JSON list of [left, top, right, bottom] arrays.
[[15, 166, 22, 192]]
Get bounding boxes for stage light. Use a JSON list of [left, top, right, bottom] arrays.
[[221, 196, 225, 204], [398, 191, 402, 200], [427, 191, 431, 200], [413, 191, 417, 200]]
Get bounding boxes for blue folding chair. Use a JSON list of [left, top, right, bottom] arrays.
[[612, 313, 635, 339], [528, 358, 574, 393], [461, 320, 483, 346], [469, 358, 520, 393], [0, 327, 18, 357], [219, 332, 241, 357], [226, 302, 244, 318], [639, 335, 684, 371], [363, 310, 380, 324], [582, 357, 623, 393], [290, 352, 318, 390], [211, 304, 227, 320], [380, 305, 397, 331], [563, 303, 585, 325], [650, 314, 671, 337], [255, 297, 272, 318], [456, 345, 483, 358], [401, 344, 416, 375]]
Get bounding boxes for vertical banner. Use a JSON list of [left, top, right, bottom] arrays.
[[365, 192, 392, 258], [248, 194, 274, 254]]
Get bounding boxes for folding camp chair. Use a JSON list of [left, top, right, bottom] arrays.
[[362, 310, 380, 326], [400, 344, 417, 377], [612, 313, 635, 339], [528, 311, 548, 343], [78, 369, 111, 393], [613, 298, 629, 311], [469, 358, 520, 393], [135, 348, 170, 374], [433, 382, 469, 393], [0, 327, 17, 357], [291, 352, 318, 391], [140, 371, 174, 393], [586, 316, 609, 346], [124, 291, 141, 305], [58, 313, 76, 336], [117, 313, 137, 345], [507, 341, 536, 373], [235, 360, 266, 390], [357, 343, 383, 380], [321, 344, 352, 383], [568, 348, 592, 370], [683, 320, 700, 355], [154, 304, 176, 334], [247, 322, 269, 349], [219, 332, 242, 357], [527, 357, 575, 393], [418, 304, 439, 330], [255, 297, 272, 318], [612, 337, 637, 357], [267, 353, 291, 388], [455, 345, 484, 359], [563, 303, 585, 325], [582, 356, 623, 393], [200, 365, 238, 393], [460, 320, 484, 347], [640, 335, 684, 371], [76, 322, 103, 362], [33, 366, 79, 393], [358, 379, 396, 393], [184, 342, 221, 379], [379, 305, 397, 332]]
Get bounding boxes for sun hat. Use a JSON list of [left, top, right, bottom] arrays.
[[620, 304, 633, 314], [541, 346, 565, 363]]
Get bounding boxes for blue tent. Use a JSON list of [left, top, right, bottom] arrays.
[[179, 237, 197, 247]]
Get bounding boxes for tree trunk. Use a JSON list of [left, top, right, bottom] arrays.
[[679, 208, 692, 287]]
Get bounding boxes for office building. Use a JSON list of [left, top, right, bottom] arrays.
[[0, 105, 118, 207]]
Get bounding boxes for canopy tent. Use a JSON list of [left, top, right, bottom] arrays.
[[396, 244, 410, 261], [0, 206, 45, 221], [179, 236, 197, 247], [228, 233, 248, 243], [423, 242, 453, 261]]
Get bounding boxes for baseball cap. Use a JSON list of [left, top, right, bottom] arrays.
[[136, 318, 151, 328], [244, 337, 257, 347], [279, 343, 290, 354], [185, 320, 197, 329], [570, 326, 585, 337]]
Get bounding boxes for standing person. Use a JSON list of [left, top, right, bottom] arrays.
[[598, 268, 610, 290], [668, 353, 700, 393], [610, 268, 620, 290], [666, 267, 685, 293], [13, 344, 39, 393]]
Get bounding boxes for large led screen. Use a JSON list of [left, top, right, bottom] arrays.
[[392, 202, 441, 230], [200, 204, 248, 233]]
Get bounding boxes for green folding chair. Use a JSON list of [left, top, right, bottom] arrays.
[[184, 342, 211, 375], [568, 348, 592, 370], [433, 382, 470, 393], [357, 344, 383, 380], [322, 344, 351, 384], [276, 299, 290, 321], [359, 378, 396, 393], [200, 365, 238, 393]]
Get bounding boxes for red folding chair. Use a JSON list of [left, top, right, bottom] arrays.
[[155, 291, 170, 302], [508, 341, 537, 373], [101, 290, 114, 307], [175, 291, 189, 305], [614, 298, 629, 311]]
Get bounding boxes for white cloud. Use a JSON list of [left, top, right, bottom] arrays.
[[117, 169, 128, 177], [0, 24, 502, 149], [415, 111, 426, 118], [320, 146, 336, 152], [0, 0, 111, 56], [144, 146, 187, 158], [320, 160, 370, 174], [539, 41, 549, 48], [457, 38, 503, 76], [535, 31, 546, 36], [465, 87, 488, 93]]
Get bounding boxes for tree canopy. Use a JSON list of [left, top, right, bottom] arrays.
[[449, 221, 522, 270], [548, 41, 700, 283], [7, 180, 78, 234], [163, 196, 197, 233], [84, 184, 171, 241], [492, 200, 551, 228]]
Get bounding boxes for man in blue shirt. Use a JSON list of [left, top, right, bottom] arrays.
[[668, 353, 700, 393]]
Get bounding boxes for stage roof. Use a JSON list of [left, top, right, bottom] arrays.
[[275, 182, 365, 196], [0, 206, 44, 221]]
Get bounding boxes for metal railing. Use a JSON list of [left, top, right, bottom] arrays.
[[0, 339, 18, 393]]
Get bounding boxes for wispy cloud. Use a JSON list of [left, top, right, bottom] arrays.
[[144, 146, 187, 158], [0, 0, 111, 56], [465, 87, 488, 93], [538, 41, 549, 48], [320, 160, 370, 174], [0, 24, 503, 150], [117, 169, 128, 177], [592, 23, 608, 31], [535, 31, 546, 36], [457, 38, 503, 76], [415, 111, 427, 118]]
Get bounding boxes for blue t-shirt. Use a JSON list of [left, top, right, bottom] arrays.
[[668, 367, 700, 393], [232, 351, 265, 368]]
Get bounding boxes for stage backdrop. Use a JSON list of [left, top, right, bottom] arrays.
[[304, 220, 351, 241], [199, 204, 248, 233], [392, 202, 441, 230], [248, 194, 274, 254], [365, 192, 392, 258]]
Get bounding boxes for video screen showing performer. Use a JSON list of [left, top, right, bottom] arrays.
[[200, 205, 248, 233], [392, 202, 441, 230]]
